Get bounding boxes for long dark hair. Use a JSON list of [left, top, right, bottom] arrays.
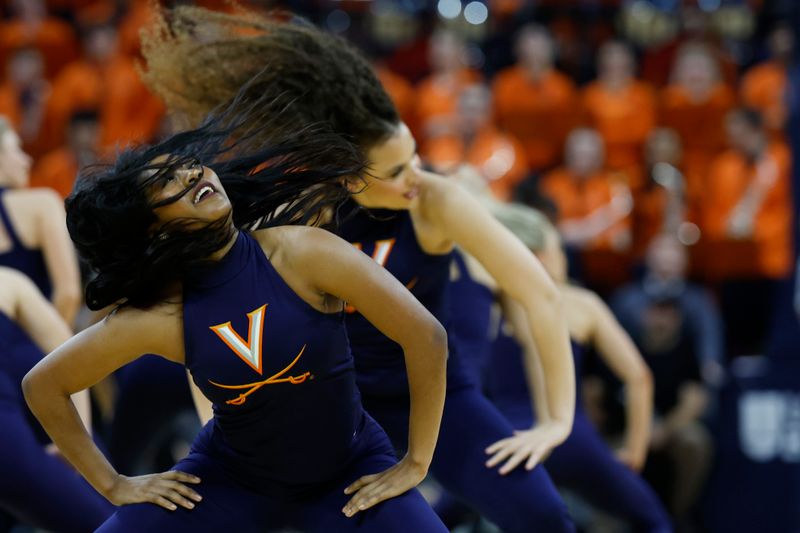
[[68, 73, 364, 311], [140, 5, 400, 154]]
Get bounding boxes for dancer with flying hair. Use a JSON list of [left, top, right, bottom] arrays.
[[23, 77, 449, 532], [140, 6, 576, 531]]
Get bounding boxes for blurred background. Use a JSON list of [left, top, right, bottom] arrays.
[[0, 0, 797, 532]]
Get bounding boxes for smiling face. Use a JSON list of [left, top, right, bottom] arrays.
[[356, 122, 421, 210], [146, 156, 232, 228]]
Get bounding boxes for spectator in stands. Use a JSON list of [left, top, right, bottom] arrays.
[[31, 109, 100, 199], [703, 107, 793, 356], [0, 47, 51, 158], [632, 128, 697, 259], [640, 4, 738, 88], [493, 24, 578, 171], [539, 128, 633, 290], [660, 42, 736, 204], [741, 23, 794, 136], [582, 40, 656, 182], [612, 233, 724, 384], [414, 29, 481, 147], [45, 21, 164, 151], [0, 0, 78, 79], [611, 233, 715, 524], [423, 83, 528, 201]]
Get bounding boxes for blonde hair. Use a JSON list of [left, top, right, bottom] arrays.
[[489, 202, 554, 252]]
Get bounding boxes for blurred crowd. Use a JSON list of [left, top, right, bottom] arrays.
[[0, 0, 795, 531], [371, 2, 793, 362]]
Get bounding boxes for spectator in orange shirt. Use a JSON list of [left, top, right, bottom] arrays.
[[639, 5, 738, 89], [414, 29, 481, 146], [0, 47, 51, 158], [30, 109, 100, 199], [704, 108, 793, 281], [632, 128, 702, 260], [423, 83, 529, 201], [493, 25, 579, 171], [0, 0, 79, 79], [539, 128, 633, 290], [740, 23, 793, 136], [582, 41, 656, 183], [703, 108, 793, 356], [659, 43, 736, 202], [44, 22, 165, 151]]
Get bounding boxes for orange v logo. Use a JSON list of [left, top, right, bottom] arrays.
[[346, 239, 396, 314], [210, 304, 267, 375]]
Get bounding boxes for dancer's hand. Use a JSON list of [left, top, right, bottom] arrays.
[[485, 421, 570, 475], [342, 456, 427, 517], [105, 471, 203, 511]]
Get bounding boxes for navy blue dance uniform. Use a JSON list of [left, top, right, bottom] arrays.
[[0, 189, 52, 298], [0, 189, 114, 531], [339, 205, 573, 533], [97, 232, 446, 532], [487, 330, 673, 533], [447, 252, 496, 387], [0, 312, 114, 532]]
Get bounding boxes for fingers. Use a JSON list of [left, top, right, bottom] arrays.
[[164, 480, 203, 504], [343, 480, 387, 517], [524, 448, 545, 472], [485, 436, 514, 456], [148, 485, 201, 511], [486, 434, 552, 474], [343, 478, 406, 517], [163, 488, 196, 510], [342, 463, 422, 518], [150, 473, 204, 511], [343, 473, 381, 495], [153, 495, 178, 511], [485, 439, 518, 468], [498, 444, 534, 475], [164, 471, 201, 484]]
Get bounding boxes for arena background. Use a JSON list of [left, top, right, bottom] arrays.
[[0, 0, 798, 532]]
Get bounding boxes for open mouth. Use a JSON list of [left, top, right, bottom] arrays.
[[192, 181, 217, 204]]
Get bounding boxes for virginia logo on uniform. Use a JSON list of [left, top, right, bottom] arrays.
[[208, 304, 313, 405], [210, 304, 268, 374]]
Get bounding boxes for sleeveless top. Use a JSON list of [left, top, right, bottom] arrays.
[[447, 251, 496, 386], [183, 231, 363, 495], [338, 203, 474, 398], [487, 328, 586, 415], [0, 189, 52, 298]]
